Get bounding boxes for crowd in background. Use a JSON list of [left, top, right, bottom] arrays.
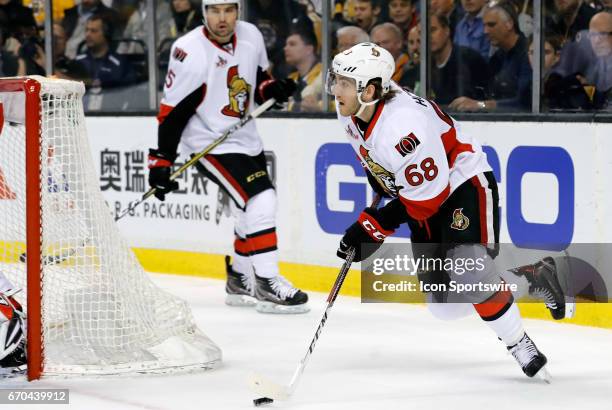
[[0, 0, 610, 112]]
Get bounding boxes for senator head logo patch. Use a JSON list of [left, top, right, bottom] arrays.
[[395, 133, 420, 157], [450, 208, 470, 231], [359, 145, 397, 196], [221, 65, 251, 118]]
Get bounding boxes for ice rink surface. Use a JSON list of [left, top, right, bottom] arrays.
[[4, 273, 612, 410]]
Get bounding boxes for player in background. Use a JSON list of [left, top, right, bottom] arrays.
[[148, 0, 309, 314], [327, 43, 573, 379], [0, 274, 26, 375]]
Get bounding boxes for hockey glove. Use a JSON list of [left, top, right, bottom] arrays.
[[337, 207, 395, 262], [260, 78, 297, 107], [148, 149, 179, 201]]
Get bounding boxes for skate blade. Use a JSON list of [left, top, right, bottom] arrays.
[[248, 371, 291, 401], [225, 294, 257, 307], [536, 366, 552, 384], [255, 301, 310, 314], [0, 365, 26, 379]]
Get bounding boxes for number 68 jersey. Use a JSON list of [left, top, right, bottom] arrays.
[[157, 21, 269, 157], [338, 84, 492, 221]]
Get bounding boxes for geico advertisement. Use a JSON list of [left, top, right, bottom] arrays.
[[86, 117, 612, 266]]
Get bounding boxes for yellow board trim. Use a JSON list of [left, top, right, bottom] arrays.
[[131, 248, 612, 329]]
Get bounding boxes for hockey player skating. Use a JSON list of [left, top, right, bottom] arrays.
[[148, 0, 308, 314], [0, 274, 26, 376], [328, 43, 573, 379]]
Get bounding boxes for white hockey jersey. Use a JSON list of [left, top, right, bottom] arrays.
[[158, 21, 269, 156], [338, 84, 492, 221]]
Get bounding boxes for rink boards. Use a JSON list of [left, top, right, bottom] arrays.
[[86, 117, 612, 329]]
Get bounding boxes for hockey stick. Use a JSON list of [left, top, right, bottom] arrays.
[[249, 194, 382, 403], [18, 246, 79, 266], [19, 98, 277, 266], [114, 97, 277, 222]]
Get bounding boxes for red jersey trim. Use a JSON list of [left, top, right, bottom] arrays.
[[473, 288, 513, 319], [248, 231, 278, 253], [206, 155, 249, 202], [470, 175, 489, 245], [203, 27, 237, 55], [399, 183, 450, 221], [351, 100, 385, 141], [157, 103, 174, 124], [441, 127, 474, 169], [234, 236, 250, 256]]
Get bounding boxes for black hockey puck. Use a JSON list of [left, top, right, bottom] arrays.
[[253, 397, 274, 406]]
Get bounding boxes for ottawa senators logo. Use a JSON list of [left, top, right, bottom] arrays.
[[221, 65, 251, 118], [359, 146, 398, 196], [450, 208, 470, 231], [395, 133, 420, 157]]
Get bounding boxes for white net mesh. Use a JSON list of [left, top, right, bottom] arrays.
[[0, 76, 221, 376]]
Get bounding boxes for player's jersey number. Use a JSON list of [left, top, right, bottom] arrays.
[[165, 69, 176, 88], [405, 157, 438, 186]]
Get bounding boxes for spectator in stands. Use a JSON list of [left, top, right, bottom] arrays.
[[0, 0, 45, 75], [399, 23, 420, 91], [72, 14, 137, 89], [111, 0, 137, 32], [63, 0, 121, 59], [429, 14, 488, 106], [505, 0, 534, 37], [53, 22, 88, 80], [353, 0, 382, 32], [0, 23, 25, 76], [546, 11, 611, 109], [548, 0, 597, 43], [169, 0, 203, 38], [388, 0, 419, 38], [528, 35, 562, 75], [525, 35, 565, 109], [247, 0, 313, 78], [431, 0, 465, 36], [407, 23, 421, 63], [454, 0, 490, 60], [336, 25, 370, 52], [23, 0, 75, 28], [586, 11, 612, 93], [599, 0, 612, 9], [0, 0, 37, 36], [119, 0, 172, 54], [284, 30, 323, 112], [371, 23, 410, 82], [450, 2, 532, 111]]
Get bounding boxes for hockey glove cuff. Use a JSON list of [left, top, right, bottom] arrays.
[[259, 78, 297, 108], [148, 148, 179, 201], [337, 207, 395, 262]]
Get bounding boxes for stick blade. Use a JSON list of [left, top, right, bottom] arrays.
[[248, 372, 291, 401]]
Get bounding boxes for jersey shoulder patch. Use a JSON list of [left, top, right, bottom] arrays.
[[170, 27, 206, 63]]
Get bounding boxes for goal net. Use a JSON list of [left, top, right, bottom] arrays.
[[0, 76, 221, 379]]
